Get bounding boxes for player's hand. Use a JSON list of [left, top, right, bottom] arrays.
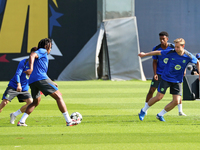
[[17, 85, 22, 92], [154, 74, 158, 81], [54, 82, 58, 87], [194, 71, 199, 75], [138, 52, 146, 58], [24, 69, 33, 75]]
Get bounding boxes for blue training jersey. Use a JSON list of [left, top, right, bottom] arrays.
[[161, 49, 197, 83], [29, 48, 49, 84], [8, 59, 29, 91], [152, 43, 175, 75]]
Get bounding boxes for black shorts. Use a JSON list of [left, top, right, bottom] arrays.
[[157, 79, 182, 95], [150, 74, 162, 88], [2, 86, 32, 102], [30, 79, 58, 99]]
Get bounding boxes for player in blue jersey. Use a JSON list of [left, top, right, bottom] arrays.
[[17, 38, 80, 127], [145, 31, 186, 116], [138, 38, 200, 121], [0, 47, 37, 124]]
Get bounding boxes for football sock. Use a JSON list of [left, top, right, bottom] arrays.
[[13, 109, 22, 117], [63, 111, 71, 123], [142, 103, 150, 112], [20, 113, 29, 123], [158, 109, 167, 116], [178, 104, 182, 112]]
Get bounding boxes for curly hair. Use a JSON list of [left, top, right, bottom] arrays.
[[37, 38, 52, 49]]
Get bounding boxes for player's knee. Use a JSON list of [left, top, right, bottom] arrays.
[[32, 98, 41, 106], [173, 99, 179, 105], [2, 99, 9, 105], [53, 92, 63, 101], [55, 96, 63, 103], [26, 98, 33, 105], [155, 95, 163, 101]]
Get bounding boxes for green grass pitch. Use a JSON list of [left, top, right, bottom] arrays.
[[0, 80, 200, 150]]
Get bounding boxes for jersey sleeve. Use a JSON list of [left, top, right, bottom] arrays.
[[152, 46, 158, 59], [35, 50, 42, 59], [161, 49, 171, 57], [14, 60, 24, 83], [190, 54, 198, 64], [35, 49, 47, 59]]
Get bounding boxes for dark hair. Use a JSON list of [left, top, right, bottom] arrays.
[[37, 38, 52, 49], [159, 31, 169, 37], [30, 47, 38, 53]]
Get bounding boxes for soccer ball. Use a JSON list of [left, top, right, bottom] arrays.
[[70, 112, 82, 122]]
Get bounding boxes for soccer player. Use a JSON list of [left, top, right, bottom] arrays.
[[0, 47, 37, 124], [138, 38, 200, 121], [17, 38, 79, 126], [145, 31, 186, 116]]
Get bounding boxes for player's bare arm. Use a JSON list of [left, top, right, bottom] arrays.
[[54, 82, 58, 87], [183, 68, 186, 76], [153, 59, 158, 80], [138, 51, 161, 58], [24, 52, 38, 75]]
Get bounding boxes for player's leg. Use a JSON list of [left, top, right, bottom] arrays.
[[156, 95, 181, 122], [157, 82, 182, 121], [10, 97, 33, 124], [39, 79, 77, 125], [139, 92, 165, 121], [147, 78, 167, 108], [17, 97, 41, 126], [164, 95, 181, 112], [0, 99, 9, 112], [139, 79, 168, 121], [19, 98, 33, 113], [1, 86, 17, 113], [50, 90, 79, 126], [17, 83, 40, 126], [178, 97, 186, 116], [50, 91, 67, 113], [26, 79, 78, 126], [25, 97, 41, 114], [148, 92, 164, 106], [11, 91, 33, 116], [167, 82, 182, 112], [11, 91, 33, 125], [145, 75, 161, 103], [143, 75, 161, 115], [146, 87, 157, 102]]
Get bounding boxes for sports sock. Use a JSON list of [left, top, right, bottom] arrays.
[[63, 111, 71, 123], [142, 103, 150, 112], [13, 109, 22, 117], [178, 104, 182, 112], [158, 109, 167, 116], [20, 113, 29, 123]]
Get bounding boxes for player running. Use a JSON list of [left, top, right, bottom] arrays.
[[138, 38, 200, 121], [144, 31, 186, 116], [0, 47, 37, 124], [17, 38, 80, 126]]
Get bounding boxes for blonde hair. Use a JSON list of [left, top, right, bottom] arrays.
[[174, 38, 185, 46]]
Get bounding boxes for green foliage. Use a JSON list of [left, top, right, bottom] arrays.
[[0, 80, 200, 150]]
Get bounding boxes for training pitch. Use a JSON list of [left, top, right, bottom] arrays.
[[0, 80, 200, 150]]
